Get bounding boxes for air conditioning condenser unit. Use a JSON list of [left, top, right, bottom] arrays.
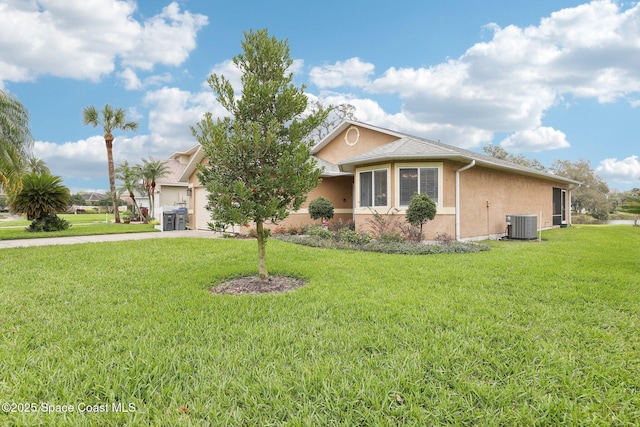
[[506, 214, 537, 240]]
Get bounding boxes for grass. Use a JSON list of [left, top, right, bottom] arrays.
[[0, 225, 638, 425], [0, 214, 157, 240]]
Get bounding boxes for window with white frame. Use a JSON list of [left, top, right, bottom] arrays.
[[399, 167, 439, 205], [359, 169, 387, 207]]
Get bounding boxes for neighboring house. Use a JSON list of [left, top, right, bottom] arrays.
[[150, 145, 199, 224], [151, 147, 194, 216], [80, 192, 107, 205], [179, 120, 580, 240]]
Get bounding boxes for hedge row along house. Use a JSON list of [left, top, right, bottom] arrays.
[[162, 120, 580, 240]]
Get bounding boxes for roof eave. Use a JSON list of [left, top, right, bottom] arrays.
[[338, 154, 581, 185]]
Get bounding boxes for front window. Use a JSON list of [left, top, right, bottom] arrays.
[[399, 167, 438, 205], [359, 169, 387, 207]]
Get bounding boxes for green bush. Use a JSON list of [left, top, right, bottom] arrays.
[[338, 229, 372, 245], [307, 225, 333, 239], [328, 218, 355, 232], [378, 232, 406, 243], [26, 214, 71, 232], [275, 234, 489, 255], [308, 197, 334, 221]]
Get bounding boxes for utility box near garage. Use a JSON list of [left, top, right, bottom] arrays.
[[506, 214, 537, 240]]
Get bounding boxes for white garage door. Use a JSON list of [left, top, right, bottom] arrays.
[[194, 187, 211, 230]]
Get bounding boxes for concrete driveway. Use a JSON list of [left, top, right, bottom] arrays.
[[0, 230, 219, 249]]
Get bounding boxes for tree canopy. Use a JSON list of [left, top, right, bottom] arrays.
[[550, 158, 610, 218], [194, 29, 328, 281], [10, 173, 69, 221], [139, 157, 169, 220], [1, 90, 33, 193], [482, 144, 546, 171]]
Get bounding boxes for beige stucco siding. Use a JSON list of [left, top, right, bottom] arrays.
[[265, 175, 354, 229], [315, 126, 398, 164], [458, 166, 570, 239], [351, 159, 572, 240]]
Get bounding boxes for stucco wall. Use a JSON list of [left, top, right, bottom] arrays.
[[351, 160, 572, 240], [261, 175, 354, 230], [457, 166, 570, 239], [315, 126, 398, 164]]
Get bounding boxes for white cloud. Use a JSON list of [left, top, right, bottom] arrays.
[[117, 67, 173, 91], [144, 86, 228, 150], [33, 134, 156, 182], [336, 0, 640, 149], [309, 58, 375, 88], [203, 60, 243, 93], [121, 2, 208, 70], [500, 127, 570, 152], [0, 0, 207, 84], [118, 68, 143, 91], [34, 136, 109, 181], [596, 155, 640, 185]]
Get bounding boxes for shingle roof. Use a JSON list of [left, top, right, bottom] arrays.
[[314, 156, 352, 177], [156, 159, 186, 184], [322, 120, 580, 185]]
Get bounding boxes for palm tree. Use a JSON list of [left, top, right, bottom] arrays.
[[27, 156, 51, 175], [115, 160, 143, 220], [1, 90, 33, 193], [140, 157, 169, 220], [82, 104, 138, 223], [10, 173, 70, 220]]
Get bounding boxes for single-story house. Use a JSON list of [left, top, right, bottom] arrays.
[[169, 120, 581, 240]]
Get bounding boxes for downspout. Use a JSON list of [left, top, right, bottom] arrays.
[[455, 160, 476, 241]]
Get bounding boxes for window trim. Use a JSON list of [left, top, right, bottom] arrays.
[[395, 162, 443, 208], [355, 165, 390, 210]]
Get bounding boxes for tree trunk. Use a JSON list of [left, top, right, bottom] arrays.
[[105, 135, 120, 223], [256, 220, 268, 281], [150, 182, 156, 219], [130, 192, 142, 221]]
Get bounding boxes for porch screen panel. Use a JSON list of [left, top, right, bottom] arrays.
[[552, 187, 562, 225], [399, 168, 418, 205], [420, 167, 438, 204], [374, 169, 387, 206], [360, 171, 372, 207]]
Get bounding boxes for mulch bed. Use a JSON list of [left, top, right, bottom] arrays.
[[210, 275, 307, 295]]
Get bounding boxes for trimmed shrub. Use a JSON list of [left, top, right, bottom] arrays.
[[338, 229, 373, 245], [307, 225, 333, 239], [328, 218, 355, 232], [378, 232, 406, 243], [406, 193, 437, 239], [308, 197, 334, 221], [26, 214, 70, 232]]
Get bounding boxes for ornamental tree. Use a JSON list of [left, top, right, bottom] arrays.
[[193, 29, 328, 281], [405, 192, 437, 240], [309, 197, 334, 222]]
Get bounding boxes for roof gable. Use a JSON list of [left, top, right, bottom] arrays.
[[324, 120, 580, 185]]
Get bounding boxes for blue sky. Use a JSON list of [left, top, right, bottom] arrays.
[[1, 0, 640, 192]]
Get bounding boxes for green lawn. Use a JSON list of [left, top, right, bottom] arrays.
[[1, 226, 638, 425], [0, 214, 157, 240]]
